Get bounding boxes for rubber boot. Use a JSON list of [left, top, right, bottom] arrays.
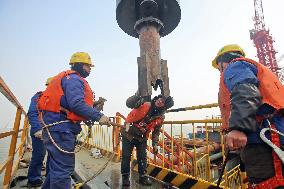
[[139, 175, 152, 186], [122, 174, 130, 186]]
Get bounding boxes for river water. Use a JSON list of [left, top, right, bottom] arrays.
[[0, 130, 24, 185]]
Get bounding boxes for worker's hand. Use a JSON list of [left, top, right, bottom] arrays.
[[165, 96, 174, 109], [126, 94, 145, 109], [153, 144, 158, 155], [34, 130, 43, 139], [99, 115, 111, 126], [225, 130, 247, 150]]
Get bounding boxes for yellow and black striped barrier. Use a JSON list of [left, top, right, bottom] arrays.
[[132, 161, 224, 189]]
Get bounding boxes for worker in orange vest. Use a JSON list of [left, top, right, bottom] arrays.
[[121, 94, 174, 186], [38, 52, 111, 189], [212, 44, 284, 188], [26, 77, 53, 187]]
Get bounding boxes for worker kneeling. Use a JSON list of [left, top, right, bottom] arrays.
[[121, 94, 174, 186], [38, 52, 111, 189]]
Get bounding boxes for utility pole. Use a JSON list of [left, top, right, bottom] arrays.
[[116, 0, 181, 99]]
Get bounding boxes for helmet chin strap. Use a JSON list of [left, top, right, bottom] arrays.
[[218, 62, 226, 73], [221, 62, 224, 72]]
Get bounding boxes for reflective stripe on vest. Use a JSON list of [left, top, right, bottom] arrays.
[[219, 58, 284, 131], [38, 70, 94, 122]]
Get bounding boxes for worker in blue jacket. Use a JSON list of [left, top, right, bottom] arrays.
[[38, 52, 111, 189], [27, 77, 53, 187], [212, 44, 284, 188]]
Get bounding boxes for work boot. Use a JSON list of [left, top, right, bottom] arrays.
[[27, 179, 43, 187], [122, 175, 130, 186], [139, 175, 152, 186]]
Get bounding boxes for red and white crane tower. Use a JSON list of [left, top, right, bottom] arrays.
[[250, 0, 284, 83]]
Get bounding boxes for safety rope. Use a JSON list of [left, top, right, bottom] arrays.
[[39, 111, 123, 187], [40, 113, 123, 187], [73, 126, 121, 189], [260, 126, 284, 164], [42, 120, 76, 154], [73, 152, 116, 189], [40, 111, 100, 154], [248, 118, 284, 188], [41, 118, 120, 188]]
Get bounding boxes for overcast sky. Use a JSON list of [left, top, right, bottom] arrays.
[[1, 0, 284, 130]]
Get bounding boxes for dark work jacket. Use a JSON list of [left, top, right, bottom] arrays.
[[222, 60, 284, 144], [28, 92, 43, 135]]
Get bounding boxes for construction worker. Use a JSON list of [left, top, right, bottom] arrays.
[[212, 44, 284, 188], [26, 77, 52, 187], [121, 94, 174, 186], [38, 52, 111, 189]]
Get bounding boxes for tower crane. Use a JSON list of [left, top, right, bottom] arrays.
[[250, 0, 284, 83]]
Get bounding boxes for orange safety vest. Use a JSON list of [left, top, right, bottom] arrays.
[[126, 103, 151, 123], [126, 102, 164, 138], [219, 58, 284, 131], [38, 70, 94, 122]]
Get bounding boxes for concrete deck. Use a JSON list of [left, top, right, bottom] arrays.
[[10, 148, 168, 189], [74, 148, 168, 189]]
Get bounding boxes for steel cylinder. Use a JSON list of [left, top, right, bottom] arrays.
[[116, 0, 181, 38]]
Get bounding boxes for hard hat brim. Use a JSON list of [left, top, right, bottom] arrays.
[[212, 57, 219, 69], [212, 44, 246, 69], [69, 62, 94, 67]]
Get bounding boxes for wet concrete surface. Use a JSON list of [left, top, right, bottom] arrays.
[[74, 149, 167, 189], [10, 148, 167, 189], [10, 151, 44, 189]]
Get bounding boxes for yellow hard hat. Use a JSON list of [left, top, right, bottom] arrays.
[[45, 77, 53, 86], [69, 52, 94, 67], [212, 44, 245, 69]]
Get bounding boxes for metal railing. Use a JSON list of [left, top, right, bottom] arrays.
[[80, 103, 245, 188], [0, 77, 29, 189], [0, 105, 244, 189], [0, 75, 245, 188], [78, 116, 122, 161], [156, 119, 222, 181]]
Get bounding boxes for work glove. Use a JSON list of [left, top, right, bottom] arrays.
[[99, 115, 111, 127], [93, 97, 107, 111], [153, 144, 158, 155], [126, 94, 145, 109], [165, 96, 174, 109], [34, 130, 43, 139]]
